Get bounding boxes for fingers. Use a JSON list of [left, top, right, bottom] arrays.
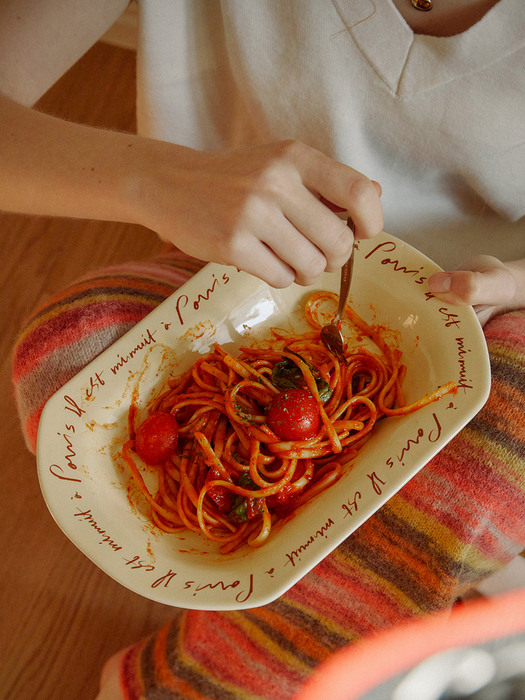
[[141, 139, 383, 289], [427, 255, 516, 307], [371, 180, 382, 198], [344, 177, 384, 239], [292, 142, 383, 239], [231, 239, 296, 288], [226, 197, 353, 288], [223, 142, 377, 286], [473, 304, 499, 327], [320, 178, 382, 210], [276, 190, 355, 276], [253, 141, 381, 283]]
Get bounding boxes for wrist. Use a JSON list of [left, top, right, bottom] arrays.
[[505, 259, 525, 309], [116, 135, 200, 232]]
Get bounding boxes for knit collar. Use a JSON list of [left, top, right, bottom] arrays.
[[331, 0, 525, 95]]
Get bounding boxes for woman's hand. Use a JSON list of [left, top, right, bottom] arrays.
[[428, 256, 525, 325], [128, 139, 383, 288]]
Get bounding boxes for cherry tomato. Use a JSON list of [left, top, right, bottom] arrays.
[[267, 488, 301, 518], [135, 412, 179, 466], [246, 497, 264, 520], [266, 388, 320, 441], [206, 468, 234, 512]]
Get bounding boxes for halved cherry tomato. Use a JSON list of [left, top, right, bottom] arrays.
[[206, 468, 234, 512], [246, 497, 264, 520], [266, 388, 320, 441], [267, 488, 301, 518], [135, 412, 179, 466]]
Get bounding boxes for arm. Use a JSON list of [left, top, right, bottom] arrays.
[[0, 1, 383, 289], [0, 92, 382, 287], [428, 256, 525, 325]]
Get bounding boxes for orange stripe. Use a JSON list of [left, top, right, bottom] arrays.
[[152, 621, 205, 699], [250, 605, 332, 663]]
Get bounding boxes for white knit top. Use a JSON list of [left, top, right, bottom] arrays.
[[135, 0, 525, 269]]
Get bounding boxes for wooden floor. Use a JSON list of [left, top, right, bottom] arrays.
[[0, 43, 177, 700]]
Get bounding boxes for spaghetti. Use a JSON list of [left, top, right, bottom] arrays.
[[122, 292, 456, 552]]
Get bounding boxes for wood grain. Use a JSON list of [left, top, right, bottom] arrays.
[[0, 42, 174, 700]]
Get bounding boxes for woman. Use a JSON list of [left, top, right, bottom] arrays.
[[2, 1, 524, 697]]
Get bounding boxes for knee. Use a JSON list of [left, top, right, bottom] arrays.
[[11, 261, 180, 453]]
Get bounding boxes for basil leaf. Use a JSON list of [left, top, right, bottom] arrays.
[[316, 377, 332, 403], [271, 349, 332, 403], [230, 498, 248, 522], [229, 472, 259, 523], [271, 357, 303, 390], [238, 472, 258, 489]]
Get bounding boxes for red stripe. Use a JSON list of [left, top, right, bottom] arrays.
[[291, 563, 412, 632], [13, 301, 155, 379], [402, 453, 525, 557]]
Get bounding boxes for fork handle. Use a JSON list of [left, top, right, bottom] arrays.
[[334, 218, 355, 322]]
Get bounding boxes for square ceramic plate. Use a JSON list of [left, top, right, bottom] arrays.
[[37, 232, 490, 610]]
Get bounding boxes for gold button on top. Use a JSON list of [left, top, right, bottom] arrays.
[[411, 0, 433, 10]]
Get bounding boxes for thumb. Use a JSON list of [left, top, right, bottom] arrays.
[[427, 255, 516, 307]]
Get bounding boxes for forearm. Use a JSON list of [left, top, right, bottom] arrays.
[[505, 258, 525, 308], [0, 92, 384, 288], [0, 91, 153, 223]]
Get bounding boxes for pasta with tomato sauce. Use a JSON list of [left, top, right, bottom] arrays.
[[122, 292, 456, 553]]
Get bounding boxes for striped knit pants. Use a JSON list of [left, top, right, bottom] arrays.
[[11, 249, 525, 700]]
